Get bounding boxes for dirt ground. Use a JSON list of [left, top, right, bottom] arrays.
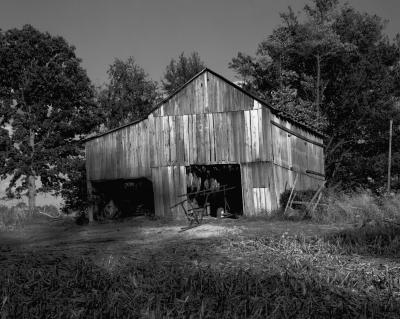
[[2, 213, 400, 319], [0, 216, 348, 269]]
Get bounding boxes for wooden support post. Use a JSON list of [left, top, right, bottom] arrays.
[[284, 173, 298, 215], [388, 119, 393, 193], [87, 179, 94, 223], [306, 181, 326, 212]]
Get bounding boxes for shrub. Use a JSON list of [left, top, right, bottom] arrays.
[[61, 157, 88, 214]]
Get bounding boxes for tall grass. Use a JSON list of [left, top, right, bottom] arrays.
[[2, 233, 400, 318], [305, 190, 400, 224], [0, 204, 59, 231]]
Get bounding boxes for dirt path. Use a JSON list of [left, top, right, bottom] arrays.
[[0, 217, 347, 269], [0, 216, 344, 249]]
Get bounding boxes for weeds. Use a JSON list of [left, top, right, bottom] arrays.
[[1, 230, 400, 318], [2, 191, 400, 317], [0, 204, 59, 231], [278, 189, 400, 225]]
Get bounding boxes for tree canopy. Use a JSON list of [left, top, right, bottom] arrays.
[[0, 25, 100, 209], [229, 0, 400, 190], [97, 57, 159, 130], [162, 52, 205, 95]]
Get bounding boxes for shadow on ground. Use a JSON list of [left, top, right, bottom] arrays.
[[1, 217, 400, 318]]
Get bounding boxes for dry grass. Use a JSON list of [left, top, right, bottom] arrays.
[[1, 193, 400, 318], [1, 224, 400, 318], [0, 204, 60, 231], [288, 190, 400, 225]]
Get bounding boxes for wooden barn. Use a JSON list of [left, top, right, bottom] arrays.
[[85, 68, 325, 220]]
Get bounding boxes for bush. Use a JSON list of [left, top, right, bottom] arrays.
[[61, 157, 88, 214]]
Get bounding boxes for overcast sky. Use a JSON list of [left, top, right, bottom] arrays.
[[1, 0, 399, 86]]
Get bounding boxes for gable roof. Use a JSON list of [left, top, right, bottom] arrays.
[[85, 68, 325, 142]]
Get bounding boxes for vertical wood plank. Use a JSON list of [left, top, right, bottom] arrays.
[[257, 108, 264, 161], [263, 108, 272, 162], [192, 114, 197, 163], [204, 113, 210, 163], [260, 188, 266, 212], [162, 167, 170, 218], [152, 168, 160, 217], [251, 109, 259, 161], [221, 113, 229, 162], [169, 116, 176, 164], [204, 72, 209, 113], [196, 114, 203, 163], [163, 116, 170, 165], [244, 110, 252, 162], [209, 113, 215, 163], [179, 165, 187, 219], [183, 115, 189, 164]]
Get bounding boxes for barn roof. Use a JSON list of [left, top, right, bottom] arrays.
[[85, 68, 325, 142]]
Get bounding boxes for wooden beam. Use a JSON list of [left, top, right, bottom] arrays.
[[271, 121, 324, 148]]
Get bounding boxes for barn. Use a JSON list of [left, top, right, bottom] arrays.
[[85, 68, 325, 220]]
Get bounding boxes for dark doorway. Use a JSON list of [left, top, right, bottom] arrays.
[[186, 164, 243, 217], [92, 178, 154, 219]]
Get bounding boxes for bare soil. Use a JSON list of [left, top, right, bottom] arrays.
[[0, 216, 347, 269]]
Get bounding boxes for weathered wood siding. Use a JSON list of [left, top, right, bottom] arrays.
[[86, 120, 150, 181], [85, 69, 325, 218]]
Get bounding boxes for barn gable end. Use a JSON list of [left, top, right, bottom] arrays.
[[85, 68, 325, 220]]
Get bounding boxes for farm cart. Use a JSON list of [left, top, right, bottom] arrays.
[[170, 185, 235, 229]]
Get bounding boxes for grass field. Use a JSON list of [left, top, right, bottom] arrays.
[[1, 214, 400, 318]]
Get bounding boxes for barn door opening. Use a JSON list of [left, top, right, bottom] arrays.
[[92, 178, 154, 219], [186, 164, 243, 217]]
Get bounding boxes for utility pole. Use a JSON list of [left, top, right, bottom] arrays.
[[387, 119, 393, 193]]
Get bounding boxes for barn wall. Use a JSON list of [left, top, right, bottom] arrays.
[[86, 120, 151, 181], [152, 71, 255, 117], [151, 165, 187, 219], [241, 162, 276, 215], [85, 70, 325, 218], [148, 108, 272, 168], [270, 114, 325, 177]]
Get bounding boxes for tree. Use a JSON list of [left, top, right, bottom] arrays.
[[98, 57, 158, 130], [229, 0, 400, 190], [162, 52, 205, 94], [323, 7, 400, 187], [60, 154, 87, 213], [0, 25, 99, 211]]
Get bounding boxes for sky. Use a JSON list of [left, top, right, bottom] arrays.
[[1, 0, 399, 87]]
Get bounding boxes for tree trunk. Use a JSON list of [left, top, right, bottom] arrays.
[[316, 54, 321, 112], [28, 175, 36, 213], [87, 179, 94, 223], [279, 54, 283, 89], [28, 129, 36, 213]]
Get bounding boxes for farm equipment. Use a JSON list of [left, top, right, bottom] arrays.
[[170, 185, 235, 230]]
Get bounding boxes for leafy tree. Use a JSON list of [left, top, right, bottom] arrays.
[[0, 25, 99, 211], [229, 0, 400, 190], [98, 57, 158, 130], [60, 155, 87, 213], [162, 52, 205, 94], [324, 6, 400, 187]]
